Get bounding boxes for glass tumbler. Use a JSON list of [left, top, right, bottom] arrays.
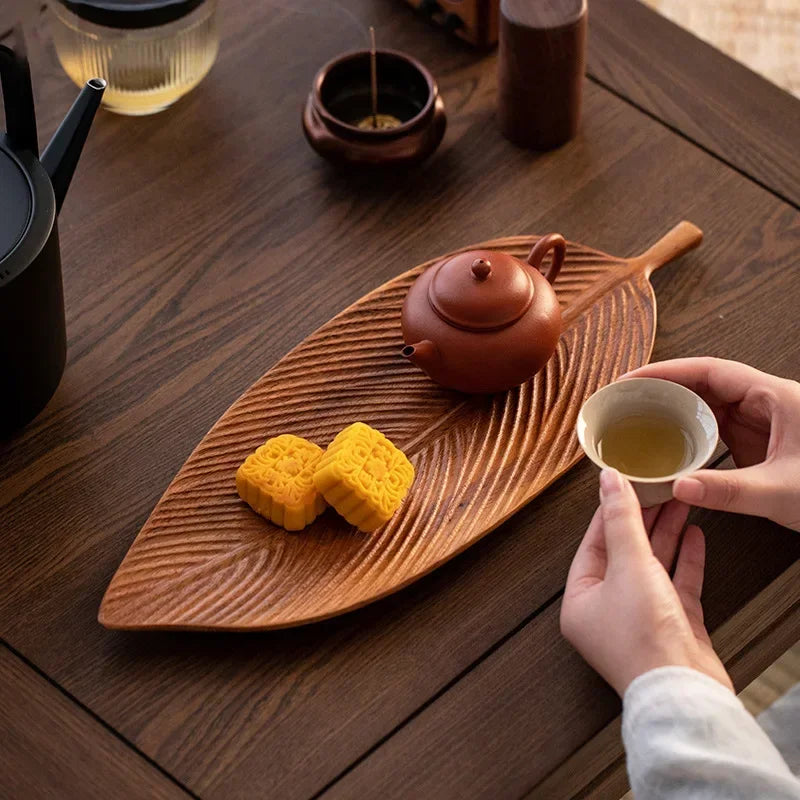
[[50, 0, 219, 116]]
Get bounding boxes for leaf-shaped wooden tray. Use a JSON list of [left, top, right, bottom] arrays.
[[99, 222, 702, 631]]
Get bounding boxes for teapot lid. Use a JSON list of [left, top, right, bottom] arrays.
[[0, 144, 32, 265], [428, 250, 534, 331]]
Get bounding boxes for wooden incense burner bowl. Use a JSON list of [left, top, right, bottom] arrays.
[[401, 234, 566, 393], [302, 49, 446, 167]]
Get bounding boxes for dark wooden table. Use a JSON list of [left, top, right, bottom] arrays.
[[3, 2, 800, 797]]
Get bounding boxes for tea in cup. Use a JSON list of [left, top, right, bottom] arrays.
[[577, 378, 718, 507]]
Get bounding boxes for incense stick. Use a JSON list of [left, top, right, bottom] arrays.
[[369, 26, 378, 128]]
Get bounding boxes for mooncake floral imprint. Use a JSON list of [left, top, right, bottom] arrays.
[[313, 422, 415, 532], [236, 434, 327, 531]]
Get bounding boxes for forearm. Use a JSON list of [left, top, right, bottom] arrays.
[[623, 667, 800, 799]]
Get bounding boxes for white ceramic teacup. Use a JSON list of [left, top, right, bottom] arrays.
[[576, 378, 719, 507]]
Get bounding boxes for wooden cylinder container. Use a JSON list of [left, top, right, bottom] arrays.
[[497, 0, 587, 150]]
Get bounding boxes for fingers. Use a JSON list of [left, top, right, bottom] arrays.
[[642, 504, 663, 532], [674, 465, 774, 517], [650, 500, 690, 570], [673, 525, 706, 629], [565, 507, 607, 591], [599, 469, 652, 570], [622, 357, 775, 406]]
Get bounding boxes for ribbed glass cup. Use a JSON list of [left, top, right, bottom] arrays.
[[50, 0, 219, 116]]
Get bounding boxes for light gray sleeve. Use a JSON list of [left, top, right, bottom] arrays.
[[759, 683, 800, 776], [622, 666, 800, 799]]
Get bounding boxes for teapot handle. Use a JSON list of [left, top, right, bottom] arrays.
[[527, 233, 566, 284]]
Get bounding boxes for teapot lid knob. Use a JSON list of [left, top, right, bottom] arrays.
[[471, 258, 492, 281], [428, 249, 535, 331]]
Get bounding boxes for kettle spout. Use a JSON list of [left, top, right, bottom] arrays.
[[41, 77, 106, 214], [401, 339, 441, 373]]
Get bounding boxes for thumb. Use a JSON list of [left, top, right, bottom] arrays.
[[600, 469, 651, 568], [673, 465, 774, 517]]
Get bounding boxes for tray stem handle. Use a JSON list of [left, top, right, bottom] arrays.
[[632, 221, 703, 277]]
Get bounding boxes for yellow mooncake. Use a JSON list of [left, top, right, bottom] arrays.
[[313, 422, 415, 532], [236, 434, 327, 531]]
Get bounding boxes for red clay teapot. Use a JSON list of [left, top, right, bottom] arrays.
[[401, 234, 565, 393]]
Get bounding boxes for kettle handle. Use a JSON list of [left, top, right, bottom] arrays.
[[527, 233, 566, 284], [0, 34, 39, 155]]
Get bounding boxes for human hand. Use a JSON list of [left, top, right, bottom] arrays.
[[560, 468, 732, 697], [625, 358, 800, 531]]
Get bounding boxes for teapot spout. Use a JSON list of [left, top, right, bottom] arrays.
[[42, 77, 106, 214], [401, 339, 441, 373]]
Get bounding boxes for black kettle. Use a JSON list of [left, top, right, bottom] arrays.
[[0, 36, 105, 436]]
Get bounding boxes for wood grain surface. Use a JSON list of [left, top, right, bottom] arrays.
[[641, 0, 800, 100], [99, 224, 700, 630], [588, 0, 800, 207], [0, 645, 191, 800], [1, 1, 799, 798]]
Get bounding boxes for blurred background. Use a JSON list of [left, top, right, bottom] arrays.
[[643, 0, 800, 98]]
